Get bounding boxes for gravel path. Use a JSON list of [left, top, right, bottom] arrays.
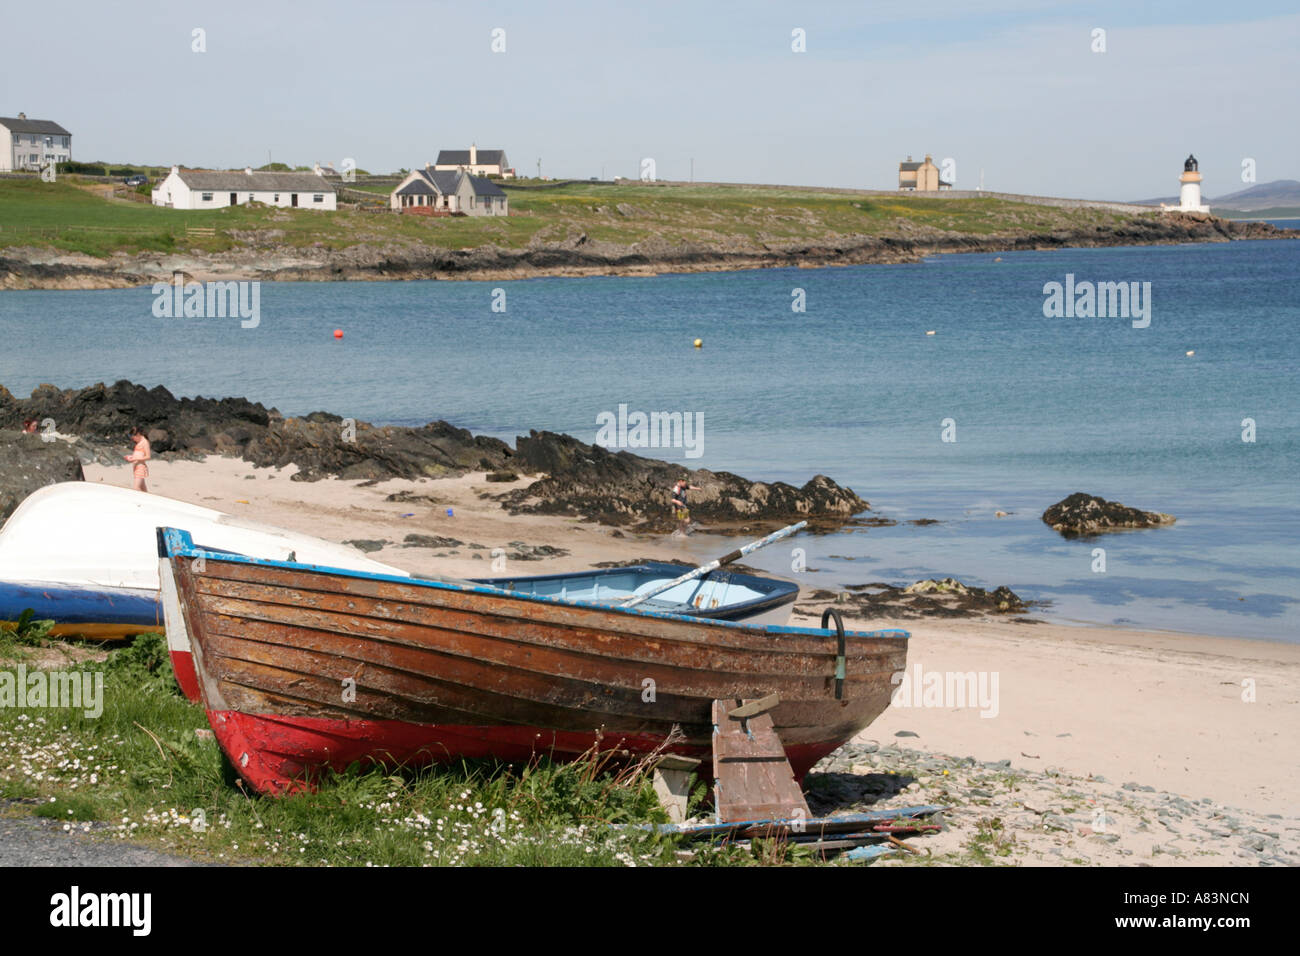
[[0, 812, 208, 867]]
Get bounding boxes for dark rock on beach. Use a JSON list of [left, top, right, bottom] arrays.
[[343, 539, 389, 553], [797, 577, 1031, 620], [503, 429, 868, 532], [0, 429, 86, 521], [1042, 492, 1175, 537], [402, 534, 463, 549]]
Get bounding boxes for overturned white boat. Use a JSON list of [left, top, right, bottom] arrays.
[[0, 482, 408, 639]]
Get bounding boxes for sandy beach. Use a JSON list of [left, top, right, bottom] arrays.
[[81, 455, 1300, 863]]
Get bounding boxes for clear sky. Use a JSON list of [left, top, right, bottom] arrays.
[[3, 0, 1296, 200]]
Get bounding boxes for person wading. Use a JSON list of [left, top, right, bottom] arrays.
[[124, 426, 151, 493]]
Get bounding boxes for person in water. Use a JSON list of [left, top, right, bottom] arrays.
[[124, 426, 151, 493], [671, 477, 700, 536]]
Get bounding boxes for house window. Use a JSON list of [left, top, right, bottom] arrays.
[[201, 192, 213, 201], [274, 194, 279, 202], [313, 194, 324, 203]]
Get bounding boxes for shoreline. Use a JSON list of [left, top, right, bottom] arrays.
[[3, 216, 1293, 291], [80, 455, 1300, 819]]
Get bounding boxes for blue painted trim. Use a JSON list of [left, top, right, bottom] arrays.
[[158, 526, 910, 641], [0, 580, 160, 625]]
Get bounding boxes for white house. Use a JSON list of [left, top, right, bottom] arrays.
[[433, 145, 513, 178], [0, 113, 71, 172], [389, 165, 509, 216], [151, 166, 337, 210]]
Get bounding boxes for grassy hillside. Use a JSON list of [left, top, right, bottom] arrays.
[[0, 176, 1147, 260]]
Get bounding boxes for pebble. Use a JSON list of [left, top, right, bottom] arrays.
[[804, 737, 1298, 867]]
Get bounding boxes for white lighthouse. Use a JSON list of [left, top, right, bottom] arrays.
[[1164, 154, 1210, 214]]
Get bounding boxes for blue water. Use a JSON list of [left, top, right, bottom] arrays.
[[2, 239, 1298, 641]]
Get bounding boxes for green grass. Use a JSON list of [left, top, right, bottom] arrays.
[[0, 175, 1150, 260], [0, 635, 830, 867]]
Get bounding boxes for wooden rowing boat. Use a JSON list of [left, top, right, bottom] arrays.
[[159, 527, 909, 796]]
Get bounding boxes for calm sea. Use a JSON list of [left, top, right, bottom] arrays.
[[2, 238, 1297, 641]]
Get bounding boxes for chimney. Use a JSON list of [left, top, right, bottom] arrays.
[[426, 161, 432, 170], [313, 162, 323, 176], [245, 167, 252, 175], [171, 165, 179, 175], [17, 112, 26, 120], [924, 154, 932, 164], [469, 143, 477, 166]]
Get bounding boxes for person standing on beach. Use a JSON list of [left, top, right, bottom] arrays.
[[124, 426, 151, 493], [671, 477, 699, 537]]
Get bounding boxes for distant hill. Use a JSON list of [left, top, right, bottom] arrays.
[[1211, 179, 1300, 211], [1131, 179, 1300, 211]]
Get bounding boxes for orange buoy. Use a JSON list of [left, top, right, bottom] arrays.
[[334, 329, 344, 339]]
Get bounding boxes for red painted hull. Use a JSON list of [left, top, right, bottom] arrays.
[[170, 650, 200, 703], [208, 709, 841, 796]]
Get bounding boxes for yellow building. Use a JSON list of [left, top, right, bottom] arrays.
[[898, 154, 951, 191]]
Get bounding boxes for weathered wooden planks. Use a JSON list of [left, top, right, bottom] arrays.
[[712, 698, 811, 823], [169, 546, 910, 789]]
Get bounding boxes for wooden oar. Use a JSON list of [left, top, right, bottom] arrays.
[[619, 521, 807, 609]]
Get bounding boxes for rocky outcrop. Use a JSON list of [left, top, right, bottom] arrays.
[[796, 578, 1031, 620], [0, 381, 512, 481], [0, 380, 272, 461], [1042, 493, 1175, 537], [242, 415, 511, 481], [502, 430, 868, 532], [0, 383, 870, 531], [0, 430, 86, 521]]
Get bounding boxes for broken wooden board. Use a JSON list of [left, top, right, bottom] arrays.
[[631, 805, 946, 840], [712, 697, 810, 823]]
